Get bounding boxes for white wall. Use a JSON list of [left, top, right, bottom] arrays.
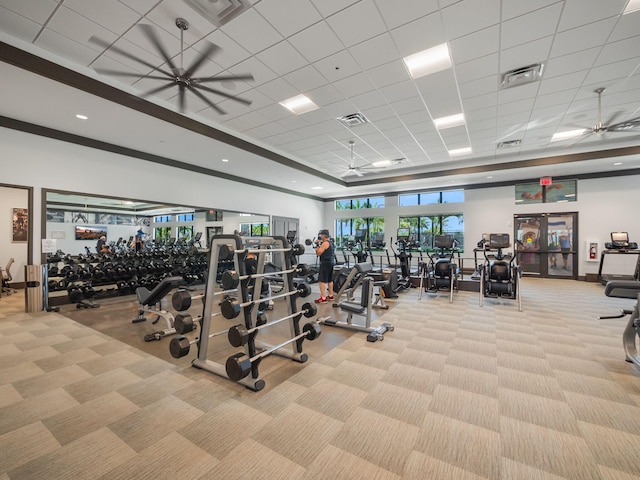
[[0, 186, 29, 282], [1, 127, 325, 263], [324, 175, 640, 278]]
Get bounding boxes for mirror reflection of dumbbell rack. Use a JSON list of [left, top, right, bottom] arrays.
[[173, 234, 319, 391], [46, 244, 210, 308]]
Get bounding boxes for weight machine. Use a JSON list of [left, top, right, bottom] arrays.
[[479, 233, 523, 311]]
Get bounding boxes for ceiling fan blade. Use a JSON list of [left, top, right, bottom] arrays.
[[184, 42, 220, 78], [89, 35, 175, 78], [187, 85, 226, 115], [138, 24, 179, 75], [195, 84, 252, 106], [353, 169, 364, 177], [138, 81, 176, 99], [94, 68, 169, 81], [178, 84, 186, 113], [340, 170, 355, 178], [192, 74, 255, 83], [605, 116, 640, 132], [604, 110, 625, 127]]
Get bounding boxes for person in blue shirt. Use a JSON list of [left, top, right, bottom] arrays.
[[559, 233, 571, 270]]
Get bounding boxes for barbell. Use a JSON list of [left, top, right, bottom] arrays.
[[227, 302, 318, 347], [225, 322, 322, 381], [220, 283, 312, 319], [220, 263, 309, 290], [218, 243, 305, 261]]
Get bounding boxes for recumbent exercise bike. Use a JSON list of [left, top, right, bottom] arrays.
[[479, 233, 523, 311]]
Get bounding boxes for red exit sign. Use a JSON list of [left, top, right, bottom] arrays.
[[540, 176, 553, 186]]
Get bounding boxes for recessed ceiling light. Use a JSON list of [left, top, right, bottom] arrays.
[[551, 129, 586, 141], [624, 0, 640, 14], [291, 180, 297, 183], [448, 147, 472, 157], [614, 162, 623, 165], [311, 186, 324, 190], [487, 176, 493, 179], [75, 114, 88, 120], [279, 94, 319, 115], [403, 43, 452, 79], [433, 113, 465, 130], [372, 160, 392, 167], [221, 158, 229, 162]]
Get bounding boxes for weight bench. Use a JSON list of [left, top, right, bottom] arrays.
[[323, 277, 393, 342], [601, 280, 640, 368], [133, 276, 185, 341]]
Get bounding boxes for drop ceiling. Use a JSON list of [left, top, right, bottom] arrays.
[[1, 0, 640, 199]]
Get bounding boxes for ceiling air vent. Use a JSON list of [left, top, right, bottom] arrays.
[[500, 63, 544, 89], [337, 112, 369, 127], [391, 158, 407, 164], [497, 139, 522, 149], [182, 0, 250, 27]]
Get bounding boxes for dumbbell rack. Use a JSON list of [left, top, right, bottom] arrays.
[[190, 234, 311, 391]]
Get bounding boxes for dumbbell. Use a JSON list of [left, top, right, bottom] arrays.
[[227, 302, 318, 347], [220, 264, 309, 290], [173, 313, 199, 334], [169, 321, 228, 358], [220, 283, 312, 319], [171, 287, 237, 312], [225, 322, 322, 381], [218, 243, 306, 262]]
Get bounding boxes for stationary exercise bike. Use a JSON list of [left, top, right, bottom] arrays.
[[479, 233, 522, 311], [419, 234, 459, 303], [600, 281, 640, 368]]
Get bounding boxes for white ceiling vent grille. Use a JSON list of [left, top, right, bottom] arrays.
[[497, 139, 522, 148], [337, 112, 369, 127], [182, 0, 250, 27], [500, 63, 544, 89]]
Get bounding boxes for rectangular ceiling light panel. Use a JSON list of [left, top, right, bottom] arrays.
[[624, 0, 640, 14], [279, 94, 319, 115], [551, 129, 586, 141], [183, 0, 251, 27], [403, 43, 452, 79], [448, 147, 472, 156], [433, 113, 465, 129]]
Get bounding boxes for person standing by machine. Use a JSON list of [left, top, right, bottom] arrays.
[[314, 229, 335, 304]]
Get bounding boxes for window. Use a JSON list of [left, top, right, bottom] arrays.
[[154, 215, 172, 223], [240, 223, 270, 236], [335, 196, 385, 210], [399, 214, 464, 250], [398, 189, 464, 206], [515, 180, 577, 204], [177, 213, 194, 222], [177, 225, 194, 241], [335, 217, 385, 248], [154, 227, 172, 242]]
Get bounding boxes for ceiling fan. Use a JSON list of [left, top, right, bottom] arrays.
[[340, 141, 386, 178], [90, 18, 254, 114], [583, 87, 640, 136]]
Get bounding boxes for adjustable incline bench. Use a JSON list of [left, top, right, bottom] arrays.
[[132, 276, 185, 341]]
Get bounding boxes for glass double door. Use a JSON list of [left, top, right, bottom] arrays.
[[514, 212, 577, 279]]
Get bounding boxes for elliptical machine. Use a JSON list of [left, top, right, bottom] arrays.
[[479, 233, 522, 311], [389, 232, 413, 291], [419, 234, 459, 303]]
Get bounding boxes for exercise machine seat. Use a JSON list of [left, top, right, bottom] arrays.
[[136, 276, 184, 306], [339, 277, 372, 314], [604, 280, 640, 299]]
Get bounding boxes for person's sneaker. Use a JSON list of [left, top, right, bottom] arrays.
[[314, 297, 327, 304], [327, 295, 334, 300]]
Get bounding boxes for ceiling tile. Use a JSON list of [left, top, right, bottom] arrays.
[[306, 84, 344, 106], [220, 8, 283, 54], [288, 21, 344, 63], [145, 0, 215, 42], [367, 61, 411, 89], [227, 56, 277, 87], [441, 0, 500, 40], [283, 65, 328, 92], [609, 11, 640, 42], [550, 17, 618, 58], [373, 0, 439, 29], [0, 0, 59, 24], [332, 72, 377, 98], [389, 12, 446, 57], [583, 57, 640, 88], [37, 27, 109, 65], [392, 96, 426, 115], [449, 25, 500, 64], [201, 30, 251, 69], [459, 76, 498, 99], [309, 0, 359, 17], [498, 98, 536, 116], [557, 0, 627, 32], [325, 0, 387, 48], [378, 79, 419, 103], [254, 0, 322, 38], [544, 47, 599, 78], [501, 0, 562, 21], [462, 92, 498, 112], [349, 33, 400, 71], [0, 6, 43, 43], [65, 0, 140, 35], [255, 40, 308, 75], [349, 90, 387, 111], [499, 36, 553, 73], [256, 77, 298, 102], [594, 35, 640, 67], [118, 0, 158, 15], [313, 50, 362, 82], [47, 6, 119, 54], [454, 53, 499, 84], [501, 2, 562, 49]]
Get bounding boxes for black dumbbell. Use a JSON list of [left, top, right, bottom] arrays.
[[220, 263, 310, 290], [220, 283, 311, 319], [227, 302, 318, 347], [225, 322, 321, 381], [174, 313, 198, 334]]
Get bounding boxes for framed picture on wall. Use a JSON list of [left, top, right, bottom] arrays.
[[206, 209, 223, 221], [12, 208, 28, 242]]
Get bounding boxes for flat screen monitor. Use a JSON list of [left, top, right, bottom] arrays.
[[194, 232, 202, 242], [397, 228, 410, 240], [286, 230, 296, 242], [434, 234, 454, 249], [611, 232, 629, 244], [489, 233, 510, 249], [75, 225, 107, 241], [355, 229, 367, 242]]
